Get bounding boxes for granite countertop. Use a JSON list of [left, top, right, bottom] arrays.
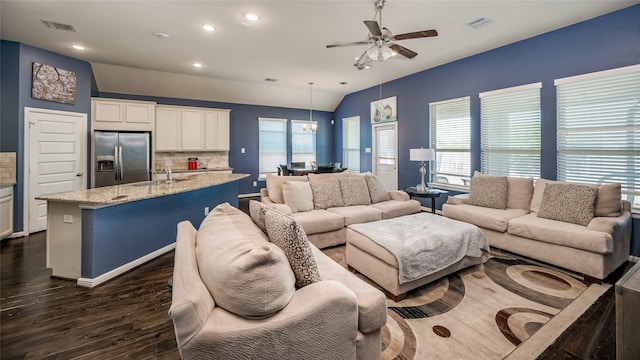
[[172, 167, 233, 174], [36, 173, 249, 205]]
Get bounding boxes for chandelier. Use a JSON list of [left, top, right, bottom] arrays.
[[302, 81, 318, 132]]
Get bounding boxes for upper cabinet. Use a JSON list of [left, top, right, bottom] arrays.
[[92, 98, 156, 131], [155, 105, 230, 152]]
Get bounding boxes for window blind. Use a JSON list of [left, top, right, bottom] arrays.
[[291, 120, 317, 166], [376, 126, 396, 166], [430, 97, 471, 186], [342, 116, 360, 172], [555, 65, 640, 211], [258, 117, 287, 176], [480, 83, 541, 178]]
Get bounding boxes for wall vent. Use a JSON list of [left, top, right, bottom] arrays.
[[41, 20, 76, 32], [467, 17, 494, 29]]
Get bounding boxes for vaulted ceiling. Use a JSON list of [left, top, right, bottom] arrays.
[[1, 1, 637, 110]]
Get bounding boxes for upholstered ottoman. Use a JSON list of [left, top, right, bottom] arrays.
[[346, 213, 489, 301]]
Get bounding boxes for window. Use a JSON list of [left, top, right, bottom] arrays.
[[430, 97, 470, 186], [258, 117, 287, 177], [291, 120, 317, 167], [342, 116, 360, 172], [556, 65, 640, 212], [479, 83, 541, 178]]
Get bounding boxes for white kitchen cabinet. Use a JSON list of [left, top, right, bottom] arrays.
[[92, 98, 156, 131], [205, 110, 230, 151], [0, 186, 14, 240], [155, 105, 230, 152]]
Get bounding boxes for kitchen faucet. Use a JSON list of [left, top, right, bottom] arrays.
[[164, 167, 173, 183]]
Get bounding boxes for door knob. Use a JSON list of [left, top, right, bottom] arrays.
[[76, 172, 83, 177]]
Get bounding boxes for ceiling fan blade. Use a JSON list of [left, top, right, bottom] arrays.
[[394, 29, 438, 40], [390, 44, 417, 59], [364, 20, 382, 36], [326, 41, 370, 48]]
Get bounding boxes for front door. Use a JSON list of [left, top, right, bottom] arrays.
[[26, 107, 86, 233], [372, 122, 398, 190]]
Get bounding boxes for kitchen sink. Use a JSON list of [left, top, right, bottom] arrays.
[[131, 178, 189, 186]]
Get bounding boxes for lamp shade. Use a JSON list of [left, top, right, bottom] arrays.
[[410, 148, 435, 162]]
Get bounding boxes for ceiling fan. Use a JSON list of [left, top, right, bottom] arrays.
[[326, 0, 438, 70]]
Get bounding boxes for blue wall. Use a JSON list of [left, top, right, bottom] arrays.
[[0, 41, 93, 233], [98, 92, 336, 195]]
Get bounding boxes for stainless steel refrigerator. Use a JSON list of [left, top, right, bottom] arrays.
[[94, 131, 151, 187]]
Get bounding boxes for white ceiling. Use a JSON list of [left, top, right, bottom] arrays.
[[1, 0, 637, 111]]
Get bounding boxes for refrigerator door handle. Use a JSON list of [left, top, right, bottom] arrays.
[[114, 146, 120, 181], [118, 146, 124, 181]]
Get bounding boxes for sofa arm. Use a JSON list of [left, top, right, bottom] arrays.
[[169, 221, 216, 351], [181, 280, 359, 359], [389, 190, 410, 201], [446, 193, 469, 205], [588, 210, 632, 241]]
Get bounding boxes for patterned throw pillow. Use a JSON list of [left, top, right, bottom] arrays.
[[468, 175, 508, 209], [537, 183, 598, 226], [265, 209, 321, 288], [309, 178, 344, 209], [365, 174, 391, 203], [248, 200, 269, 233], [339, 176, 372, 206]]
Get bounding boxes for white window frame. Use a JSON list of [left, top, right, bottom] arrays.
[[479, 83, 542, 178], [555, 64, 640, 213], [290, 120, 317, 167], [430, 96, 471, 189], [258, 117, 287, 178], [342, 116, 360, 172]]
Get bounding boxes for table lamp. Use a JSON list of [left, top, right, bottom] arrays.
[[410, 148, 435, 193]]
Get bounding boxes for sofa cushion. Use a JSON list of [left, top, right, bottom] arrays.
[[595, 182, 622, 217], [370, 199, 421, 219], [248, 200, 269, 233], [442, 203, 528, 233], [265, 209, 322, 288], [327, 205, 381, 226], [468, 175, 508, 209], [310, 178, 344, 209], [339, 176, 372, 206], [266, 173, 309, 204], [196, 203, 296, 319], [292, 209, 345, 235], [508, 213, 613, 254], [507, 177, 534, 211], [282, 181, 314, 213], [365, 174, 391, 203], [537, 183, 598, 226]]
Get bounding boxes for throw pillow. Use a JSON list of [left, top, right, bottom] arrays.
[[309, 178, 344, 209], [339, 176, 372, 206], [249, 200, 269, 233], [468, 175, 508, 209], [265, 208, 321, 288], [265, 173, 308, 204], [530, 179, 554, 213], [537, 183, 598, 226], [196, 203, 296, 319], [595, 183, 622, 217], [365, 174, 391, 203], [507, 177, 534, 211], [282, 181, 314, 213]]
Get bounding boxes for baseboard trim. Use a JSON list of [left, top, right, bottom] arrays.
[[630, 255, 640, 263], [77, 242, 176, 288]]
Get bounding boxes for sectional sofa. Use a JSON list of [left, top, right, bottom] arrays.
[[260, 172, 421, 249], [442, 173, 632, 281]]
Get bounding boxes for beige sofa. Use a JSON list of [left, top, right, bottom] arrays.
[[442, 174, 632, 282], [260, 172, 421, 249], [169, 202, 387, 360]]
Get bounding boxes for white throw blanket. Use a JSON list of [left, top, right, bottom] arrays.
[[349, 213, 489, 284]]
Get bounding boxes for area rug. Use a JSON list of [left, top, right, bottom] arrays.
[[322, 246, 610, 360]]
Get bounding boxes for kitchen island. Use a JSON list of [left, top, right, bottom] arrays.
[[37, 173, 249, 287]]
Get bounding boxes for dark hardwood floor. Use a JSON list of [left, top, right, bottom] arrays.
[[0, 197, 631, 359]]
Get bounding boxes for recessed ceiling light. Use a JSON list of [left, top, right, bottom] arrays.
[[239, 22, 251, 28], [264, 78, 278, 82], [153, 32, 170, 39], [193, 63, 203, 68], [71, 44, 85, 50], [202, 24, 215, 32], [340, 82, 348, 85], [245, 13, 259, 21]]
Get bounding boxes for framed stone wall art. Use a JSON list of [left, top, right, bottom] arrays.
[[370, 96, 397, 123], [32, 62, 77, 104]]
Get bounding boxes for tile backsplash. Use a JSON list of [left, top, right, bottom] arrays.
[[0, 152, 17, 185], [154, 151, 229, 171]]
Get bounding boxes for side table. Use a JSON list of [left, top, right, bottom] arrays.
[[404, 187, 448, 214]]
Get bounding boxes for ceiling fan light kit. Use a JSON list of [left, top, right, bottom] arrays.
[[327, 0, 438, 70]]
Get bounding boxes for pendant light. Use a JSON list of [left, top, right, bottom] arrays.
[[303, 82, 317, 132]]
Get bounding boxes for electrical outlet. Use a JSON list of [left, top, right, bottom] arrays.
[[63, 215, 73, 223], [204, 207, 209, 216], [253, 181, 257, 187]]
